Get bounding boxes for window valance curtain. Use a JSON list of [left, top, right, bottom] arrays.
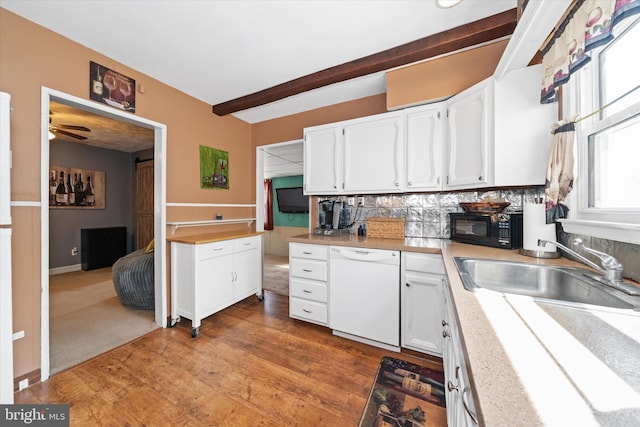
[[541, 0, 640, 104]]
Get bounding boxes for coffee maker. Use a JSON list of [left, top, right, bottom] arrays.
[[315, 200, 350, 235]]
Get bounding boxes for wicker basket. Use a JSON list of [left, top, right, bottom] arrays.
[[459, 202, 510, 214], [366, 217, 405, 239]]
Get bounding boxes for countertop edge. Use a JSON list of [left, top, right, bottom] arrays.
[[167, 231, 263, 245]]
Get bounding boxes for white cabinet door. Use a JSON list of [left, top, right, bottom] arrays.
[[405, 104, 443, 191], [303, 125, 342, 194], [343, 112, 404, 193], [445, 81, 493, 189], [402, 272, 444, 356], [198, 254, 234, 316], [234, 247, 260, 298]]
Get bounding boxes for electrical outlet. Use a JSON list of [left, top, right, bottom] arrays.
[[19, 379, 28, 391], [71, 247, 78, 256], [358, 197, 365, 206], [347, 197, 355, 206]]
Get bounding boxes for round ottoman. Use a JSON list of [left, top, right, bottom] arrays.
[[112, 249, 155, 310]]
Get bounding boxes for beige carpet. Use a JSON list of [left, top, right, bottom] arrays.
[[263, 254, 289, 296], [49, 268, 159, 374]]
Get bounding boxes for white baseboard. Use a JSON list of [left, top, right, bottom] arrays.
[[49, 264, 82, 275]]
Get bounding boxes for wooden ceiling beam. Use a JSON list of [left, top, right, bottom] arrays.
[[212, 8, 517, 116]]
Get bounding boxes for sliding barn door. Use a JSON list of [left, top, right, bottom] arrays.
[[135, 160, 154, 250]]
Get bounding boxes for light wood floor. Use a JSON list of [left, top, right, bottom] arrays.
[[15, 291, 443, 426]]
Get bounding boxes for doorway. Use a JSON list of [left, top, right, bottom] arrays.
[[40, 87, 167, 381]]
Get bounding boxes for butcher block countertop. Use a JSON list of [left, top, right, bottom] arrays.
[[167, 231, 263, 245], [289, 234, 640, 426]]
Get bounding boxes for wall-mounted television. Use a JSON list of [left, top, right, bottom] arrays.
[[275, 186, 309, 214]]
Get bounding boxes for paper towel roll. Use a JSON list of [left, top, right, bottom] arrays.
[[523, 204, 557, 252]]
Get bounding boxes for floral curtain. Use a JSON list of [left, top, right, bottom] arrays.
[[541, 0, 640, 103], [545, 118, 577, 223], [264, 179, 274, 230]]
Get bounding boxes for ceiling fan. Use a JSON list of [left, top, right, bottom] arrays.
[[49, 111, 91, 140]]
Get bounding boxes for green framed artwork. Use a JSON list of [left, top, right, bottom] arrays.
[[200, 145, 229, 189]]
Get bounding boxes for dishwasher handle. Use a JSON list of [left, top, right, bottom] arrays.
[[330, 246, 399, 263]]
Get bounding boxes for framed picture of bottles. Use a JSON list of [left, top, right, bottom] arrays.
[[49, 167, 105, 209], [199, 145, 229, 189], [89, 61, 136, 113]]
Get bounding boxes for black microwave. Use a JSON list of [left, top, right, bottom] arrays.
[[449, 212, 523, 249]]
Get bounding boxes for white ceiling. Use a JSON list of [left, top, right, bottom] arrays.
[[1, 0, 516, 124]]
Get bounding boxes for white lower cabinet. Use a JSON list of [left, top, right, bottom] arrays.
[[289, 242, 329, 326], [401, 252, 446, 356], [170, 234, 263, 337], [443, 283, 478, 426]]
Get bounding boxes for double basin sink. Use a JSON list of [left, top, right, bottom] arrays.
[[454, 257, 640, 313]]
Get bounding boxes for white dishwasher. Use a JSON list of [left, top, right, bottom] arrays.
[[329, 245, 400, 350]]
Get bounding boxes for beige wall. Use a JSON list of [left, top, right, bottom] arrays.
[[386, 39, 508, 110], [0, 9, 254, 378]]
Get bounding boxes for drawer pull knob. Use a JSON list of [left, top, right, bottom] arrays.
[[303, 308, 312, 313], [442, 330, 449, 338]]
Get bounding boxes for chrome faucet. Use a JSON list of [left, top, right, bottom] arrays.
[[538, 238, 624, 283]]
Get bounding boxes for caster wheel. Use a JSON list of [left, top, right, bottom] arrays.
[[257, 294, 264, 302], [168, 317, 179, 328], [191, 327, 199, 338]]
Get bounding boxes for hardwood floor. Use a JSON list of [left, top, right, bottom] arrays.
[[15, 291, 443, 426]]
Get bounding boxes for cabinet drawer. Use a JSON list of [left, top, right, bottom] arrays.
[[403, 252, 445, 275], [290, 298, 328, 324], [290, 243, 329, 261], [197, 240, 234, 261], [290, 278, 327, 303], [234, 235, 260, 253], [290, 258, 327, 281]]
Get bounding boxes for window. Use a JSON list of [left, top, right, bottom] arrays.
[[564, 16, 640, 242]]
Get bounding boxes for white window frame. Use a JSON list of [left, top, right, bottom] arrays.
[[560, 21, 640, 244]]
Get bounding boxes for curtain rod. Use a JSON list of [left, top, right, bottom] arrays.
[[575, 83, 640, 124]]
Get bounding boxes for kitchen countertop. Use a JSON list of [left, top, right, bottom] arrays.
[[288, 234, 640, 426], [166, 231, 263, 245]]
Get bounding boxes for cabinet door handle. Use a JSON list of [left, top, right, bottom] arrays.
[[303, 289, 312, 293], [447, 381, 459, 393], [442, 330, 450, 338], [303, 308, 312, 313], [437, 177, 441, 184], [478, 176, 484, 181], [213, 247, 224, 251], [408, 182, 412, 186], [302, 251, 312, 255], [243, 242, 251, 246], [442, 320, 448, 327], [302, 268, 312, 272], [405, 282, 411, 287]]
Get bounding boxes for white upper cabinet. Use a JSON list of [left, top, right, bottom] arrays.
[[405, 104, 444, 191], [444, 64, 555, 190], [304, 111, 404, 195], [493, 65, 556, 187], [303, 124, 343, 194], [343, 111, 404, 193], [302, 65, 555, 195], [444, 79, 493, 190]]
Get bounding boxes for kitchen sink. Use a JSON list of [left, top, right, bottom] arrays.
[[454, 257, 640, 311]]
